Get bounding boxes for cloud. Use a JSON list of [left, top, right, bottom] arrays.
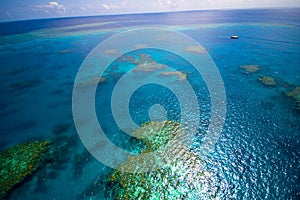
[[32, 1, 66, 14], [102, 4, 110, 10], [158, 0, 185, 8], [101, 3, 120, 10]]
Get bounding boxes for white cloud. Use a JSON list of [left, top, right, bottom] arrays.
[[32, 1, 66, 14], [158, 0, 185, 9], [102, 4, 110, 10], [102, 3, 120, 10]]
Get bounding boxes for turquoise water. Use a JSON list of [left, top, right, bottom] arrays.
[[0, 9, 300, 199]]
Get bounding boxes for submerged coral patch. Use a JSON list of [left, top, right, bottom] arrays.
[[286, 87, 300, 111], [240, 65, 260, 74], [108, 121, 225, 199], [134, 62, 166, 72], [57, 49, 73, 54], [258, 76, 276, 86], [184, 45, 206, 54], [160, 71, 187, 82], [132, 54, 166, 73], [103, 49, 119, 55], [76, 76, 107, 88], [0, 141, 50, 199]]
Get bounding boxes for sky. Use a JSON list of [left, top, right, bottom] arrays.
[[0, 0, 300, 22]]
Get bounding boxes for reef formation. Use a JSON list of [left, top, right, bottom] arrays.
[[160, 71, 187, 82], [240, 64, 300, 112], [133, 54, 166, 73], [103, 49, 119, 55], [286, 87, 300, 111], [184, 45, 206, 54], [131, 54, 188, 82], [0, 141, 50, 199], [109, 121, 223, 199], [76, 76, 107, 88], [258, 76, 276, 86], [240, 65, 260, 74]]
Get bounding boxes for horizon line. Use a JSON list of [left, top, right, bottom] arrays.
[[1, 6, 300, 23]]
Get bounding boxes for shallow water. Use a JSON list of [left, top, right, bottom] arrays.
[[0, 9, 300, 199]]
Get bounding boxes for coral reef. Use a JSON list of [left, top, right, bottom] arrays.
[[93, 77, 107, 84], [160, 71, 187, 82], [117, 55, 136, 63], [77, 76, 107, 88], [184, 45, 206, 54], [0, 141, 50, 199], [103, 49, 118, 55], [240, 65, 260, 74], [133, 54, 166, 73], [57, 49, 73, 54], [286, 87, 300, 111], [109, 121, 223, 199], [132, 121, 181, 152], [258, 76, 276, 86], [134, 62, 166, 72]]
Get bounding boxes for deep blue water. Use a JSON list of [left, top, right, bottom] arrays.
[[0, 9, 300, 199]]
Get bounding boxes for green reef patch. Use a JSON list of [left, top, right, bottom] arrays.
[[286, 87, 300, 111], [109, 121, 224, 199], [132, 54, 167, 73], [239, 64, 300, 113], [0, 141, 50, 199], [258, 76, 276, 86], [240, 65, 260, 74], [0, 135, 79, 199]]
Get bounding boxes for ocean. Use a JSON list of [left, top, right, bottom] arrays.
[[0, 8, 299, 199]]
